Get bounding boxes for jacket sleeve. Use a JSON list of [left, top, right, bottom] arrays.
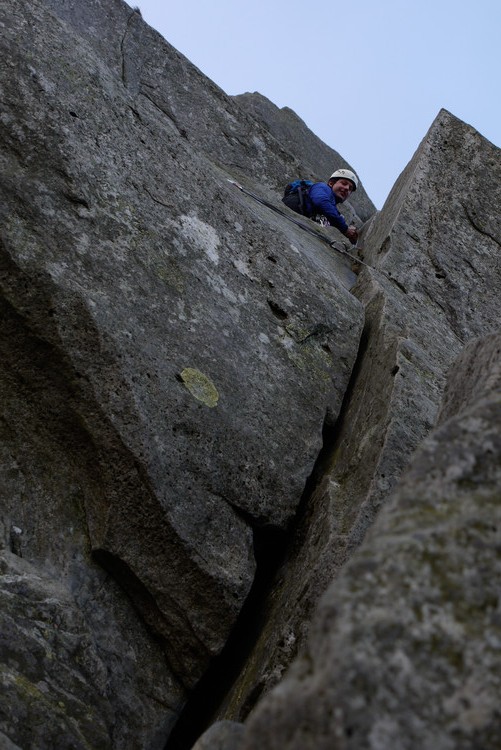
[[308, 183, 349, 233]]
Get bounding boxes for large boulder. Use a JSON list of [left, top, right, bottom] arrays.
[[0, 0, 364, 746]]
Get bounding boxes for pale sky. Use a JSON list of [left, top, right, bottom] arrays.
[[134, 0, 500, 209]]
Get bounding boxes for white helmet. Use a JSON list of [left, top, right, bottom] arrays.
[[329, 168, 358, 191]]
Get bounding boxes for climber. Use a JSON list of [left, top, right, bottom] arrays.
[[283, 168, 359, 245]]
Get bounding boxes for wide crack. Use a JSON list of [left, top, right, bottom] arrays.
[[163, 315, 372, 750], [164, 523, 288, 750]]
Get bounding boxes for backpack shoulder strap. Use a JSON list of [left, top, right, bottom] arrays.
[[297, 181, 312, 215]]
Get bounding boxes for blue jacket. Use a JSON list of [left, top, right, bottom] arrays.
[[306, 182, 349, 234]]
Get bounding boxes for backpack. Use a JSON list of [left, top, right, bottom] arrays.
[[282, 179, 314, 216]]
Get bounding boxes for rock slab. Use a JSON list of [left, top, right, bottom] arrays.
[[0, 0, 365, 746]]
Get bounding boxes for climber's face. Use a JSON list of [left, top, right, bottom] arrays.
[[330, 178, 354, 202]]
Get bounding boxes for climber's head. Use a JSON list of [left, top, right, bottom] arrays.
[[328, 169, 358, 201]]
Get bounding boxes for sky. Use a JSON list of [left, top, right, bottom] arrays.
[[134, 0, 500, 209]]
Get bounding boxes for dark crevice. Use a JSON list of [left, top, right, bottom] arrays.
[[267, 299, 288, 320], [63, 191, 90, 209], [9, 526, 23, 557], [386, 273, 408, 294], [163, 321, 372, 750], [164, 523, 288, 750], [290, 319, 372, 508]]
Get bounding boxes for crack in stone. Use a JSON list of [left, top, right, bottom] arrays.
[[461, 201, 501, 247]]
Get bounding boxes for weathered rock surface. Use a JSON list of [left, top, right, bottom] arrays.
[[333, 106, 501, 550], [212, 109, 501, 724], [240, 330, 501, 749], [1, 0, 366, 746], [2, 0, 501, 748], [0, 548, 180, 749], [191, 721, 244, 750], [234, 92, 375, 224]]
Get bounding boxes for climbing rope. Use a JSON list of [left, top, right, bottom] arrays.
[[226, 178, 373, 271]]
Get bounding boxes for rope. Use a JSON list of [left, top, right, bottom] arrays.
[[226, 179, 372, 270]]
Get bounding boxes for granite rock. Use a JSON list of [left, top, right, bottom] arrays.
[[0, 0, 365, 746], [240, 335, 501, 749], [218, 109, 501, 721]]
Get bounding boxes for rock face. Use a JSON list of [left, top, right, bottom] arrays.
[[240, 331, 501, 750], [1, 0, 365, 747], [1, 1, 500, 750], [234, 92, 375, 224], [191, 721, 244, 750], [214, 108, 501, 727]]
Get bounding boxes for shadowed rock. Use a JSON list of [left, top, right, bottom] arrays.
[[1, 0, 365, 746], [239, 332, 501, 748], [2, 0, 500, 747]]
